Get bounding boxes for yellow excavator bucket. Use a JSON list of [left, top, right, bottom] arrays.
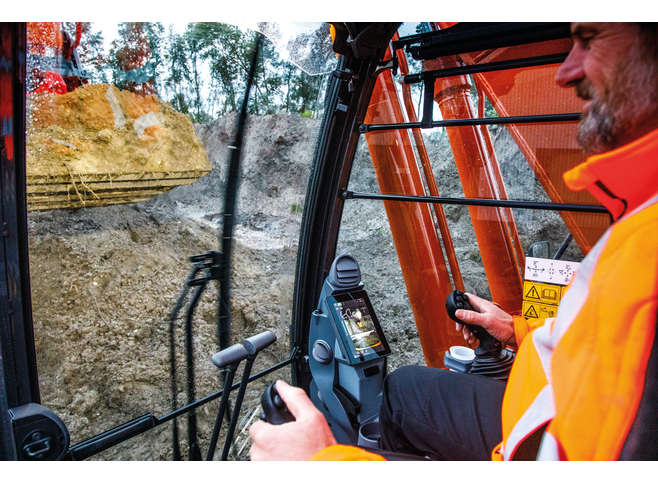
[[26, 83, 211, 211]]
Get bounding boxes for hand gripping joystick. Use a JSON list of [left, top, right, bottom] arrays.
[[260, 383, 295, 425], [445, 290, 515, 380], [446, 290, 501, 357]]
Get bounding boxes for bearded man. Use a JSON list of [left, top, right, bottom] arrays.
[[249, 23, 658, 461]]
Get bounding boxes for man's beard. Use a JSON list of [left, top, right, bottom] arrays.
[[576, 46, 658, 156]]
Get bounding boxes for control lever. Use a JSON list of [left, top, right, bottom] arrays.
[[220, 330, 277, 461], [445, 290, 515, 380], [206, 343, 249, 461], [260, 383, 295, 425], [445, 290, 501, 357]]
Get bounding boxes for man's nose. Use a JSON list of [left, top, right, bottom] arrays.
[[555, 47, 585, 89]]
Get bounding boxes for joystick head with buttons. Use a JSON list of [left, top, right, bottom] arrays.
[[259, 383, 296, 425]]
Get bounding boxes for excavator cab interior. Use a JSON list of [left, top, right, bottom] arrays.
[[0, 20, 611, 461]]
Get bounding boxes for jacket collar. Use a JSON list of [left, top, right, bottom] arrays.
[[563, 128, 658, 221]]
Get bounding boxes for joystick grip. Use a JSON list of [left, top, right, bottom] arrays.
[[445, 290, 515, 380], [259, 383, 295, 425], [445, 290, 500, 356], [445, 289, 475, 322]]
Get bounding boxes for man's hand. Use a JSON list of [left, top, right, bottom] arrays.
[[455, 293, 516, 346], [249, 380, 337, 460]]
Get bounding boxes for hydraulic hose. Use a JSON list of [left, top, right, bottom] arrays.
[[217, 32, 263, 352]]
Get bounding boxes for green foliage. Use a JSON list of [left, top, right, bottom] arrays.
[[177, 23, 329, 120], [290, 203, 303, 214], [75, 22, 331, 123]]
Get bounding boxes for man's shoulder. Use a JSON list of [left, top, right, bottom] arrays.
[[609, 197, 658, 244], [598, 200, 658, 270]]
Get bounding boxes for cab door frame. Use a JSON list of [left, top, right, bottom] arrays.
[[290, 23, 400, 392], [0, 22, 40, 460]]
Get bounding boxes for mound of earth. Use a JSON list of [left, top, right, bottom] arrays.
[[26, 84, 211, 211]]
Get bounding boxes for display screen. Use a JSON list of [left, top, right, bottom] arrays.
[[327, 291, 390, 364]]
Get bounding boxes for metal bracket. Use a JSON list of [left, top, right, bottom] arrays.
[[331, 68, 359, 92], [188, 251, 223, 286], [373, 56, 399, 77], [341, 189, 355, 200]]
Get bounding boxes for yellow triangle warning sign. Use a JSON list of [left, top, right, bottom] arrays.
[[524, 305, 539, 318], [525, 285, 541, 300]]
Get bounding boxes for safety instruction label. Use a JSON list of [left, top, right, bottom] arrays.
[[523, 281, 563, 305], [525, 257, 580, 286], [522, 301, 558, 319]]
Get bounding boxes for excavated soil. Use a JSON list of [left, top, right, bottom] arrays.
[[26, 84, 210, 210], [29, 114, 585, 460]]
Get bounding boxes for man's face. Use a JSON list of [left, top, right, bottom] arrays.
[[556, 23, 658, 155]]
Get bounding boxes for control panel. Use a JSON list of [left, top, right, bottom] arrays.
[[308, 254, 390, 445]]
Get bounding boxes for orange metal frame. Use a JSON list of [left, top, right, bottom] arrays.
[[362, 24, 609, 367], [363, 52, 464, 368]]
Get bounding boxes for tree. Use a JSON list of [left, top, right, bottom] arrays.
[[165, 28, 191, 114], [252, 38, 285, 115], [144, 22, 165, 93], [155, 23, 336, 120], [288, 71, 324, 117], [109, 22, 156, 96], [189, 22, 255, 115], [184, 23, 288, 117], [76, 22, 335, 122], [182, 25, 213, 123]]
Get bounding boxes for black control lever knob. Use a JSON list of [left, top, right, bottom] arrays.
[[445, 290, 515, 380], [244, 330, 277, 356], [211, 343, 249, 369], [260, 383, 295, 425]]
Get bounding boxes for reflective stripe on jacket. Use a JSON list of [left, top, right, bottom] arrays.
[[496, 127, 658, 460]]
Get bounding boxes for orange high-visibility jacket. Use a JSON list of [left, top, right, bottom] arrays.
[[495, 127, 658, 461], [311, 127, 658, 462]]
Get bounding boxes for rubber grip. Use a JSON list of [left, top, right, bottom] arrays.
[[211, 343, 249, 368], [243, 330, 277, 355], [260, 383, 295, 425]]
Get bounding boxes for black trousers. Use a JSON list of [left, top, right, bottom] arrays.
[[378, 365, 507, 460]]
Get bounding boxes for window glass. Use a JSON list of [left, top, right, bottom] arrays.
[[27, 21, 329, 459], [338, 139, 425, 370], [340, 26, 609, 367]]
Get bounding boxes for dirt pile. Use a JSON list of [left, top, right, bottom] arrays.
[[27, 84, 211, 211], [30, 114, 317, 460]]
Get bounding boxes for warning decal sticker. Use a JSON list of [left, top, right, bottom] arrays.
[[524, 305, 539, 318], [523, 281, 563, 305], [522, 301, 558, 320], [525, 285, 540, 300]]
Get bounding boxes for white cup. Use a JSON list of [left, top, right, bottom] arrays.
[[449, 346, 475, 362]]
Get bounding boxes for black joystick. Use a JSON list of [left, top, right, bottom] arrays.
[[445, 290, 515, 380], [260, 383, 295, 425], [446, 290, 500, 357]]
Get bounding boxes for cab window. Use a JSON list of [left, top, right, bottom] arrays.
[[27, 21, 331, 459]]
